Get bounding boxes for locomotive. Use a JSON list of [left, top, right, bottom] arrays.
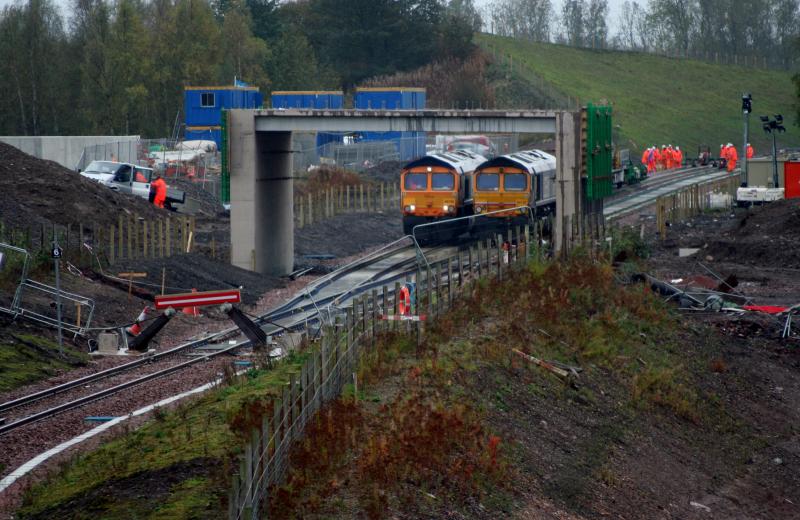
[[470, 150, 557, 235], [400, 150, 486, 242]]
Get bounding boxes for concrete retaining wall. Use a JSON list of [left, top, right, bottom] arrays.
[[0, 136, 140, 170]]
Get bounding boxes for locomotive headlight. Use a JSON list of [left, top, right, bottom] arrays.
[[475, 206, 483, 213], [404, 204, 416, 212], [443, 204, 450, 212]]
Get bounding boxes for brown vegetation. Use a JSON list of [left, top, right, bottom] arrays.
[[361, 51, 496, 109]]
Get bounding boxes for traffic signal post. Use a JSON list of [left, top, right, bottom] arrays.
[[742, 93, 752, 186]]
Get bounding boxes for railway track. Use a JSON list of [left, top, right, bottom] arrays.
[[604, 165, 737, 219], [0, 239, 455, 437]]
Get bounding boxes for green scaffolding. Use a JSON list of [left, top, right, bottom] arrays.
[[220, 109, 230, 205], [585, 103, 614, 200]]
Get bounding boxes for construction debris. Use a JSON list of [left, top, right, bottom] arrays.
[[512, 348, 578, 381]]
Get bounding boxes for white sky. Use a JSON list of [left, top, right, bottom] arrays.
[[0, 0, 624, 33]]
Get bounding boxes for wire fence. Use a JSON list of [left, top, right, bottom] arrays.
[[225, 213, 619, 519], [75, 138, 221, 179], [295, 182, 399, 228], [295, 134, 520, 172]]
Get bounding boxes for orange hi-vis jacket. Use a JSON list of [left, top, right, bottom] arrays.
[[727, 146, 738, 172], [151, 178, 167, 208], [746, 145, 754, 159]]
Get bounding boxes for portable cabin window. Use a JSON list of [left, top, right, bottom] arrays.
[[201, 92, 216, 107], [404, 172, 428, 191], [476, 173, 500, 191], [431, 172, 455, 191], [504, 173, 527, 191]]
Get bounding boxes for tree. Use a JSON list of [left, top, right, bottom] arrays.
[[649, 0, 695, 55], [0, 0, 68, 135], [218, 0, 269, 88], [266, 26, 337, 90], [487, 0, 553, 42], [108, 0, 151, 134], [562, 0, 586, 46], [302, 0, 473, 87], [585, 0, 608, 48], [448, 0, 482, 31]]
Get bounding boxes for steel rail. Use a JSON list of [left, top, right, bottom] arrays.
[[0, 341, 248, 435], [0, 241, 418, 416], [0, 242, 442, 434]]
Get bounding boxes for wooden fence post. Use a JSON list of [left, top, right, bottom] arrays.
[[108, 226, 115, 264], [132, 216, 139, 260], [143, 220, 148, 258], [118, 215, 125, 260]]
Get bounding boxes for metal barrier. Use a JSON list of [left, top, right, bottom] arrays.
[[15, 279, 95, 336], [0, 242, 95, 336]]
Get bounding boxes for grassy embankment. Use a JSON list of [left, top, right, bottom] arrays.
[[479, 33, 797, 154], [0, 332, 88, 393], [17, 239, 758, 518]]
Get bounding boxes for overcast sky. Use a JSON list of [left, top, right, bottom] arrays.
[[0, 0, 625, 34]]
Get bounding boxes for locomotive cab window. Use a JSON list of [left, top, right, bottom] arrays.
[[476, 173, 499, 191], [431, 173, 454, 191], [504, 173, 527, 191], [404, 173, 427, 191]]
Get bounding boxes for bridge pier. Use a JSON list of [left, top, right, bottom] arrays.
[[230, 112, 294, 275], [228, 108, 592, 276]]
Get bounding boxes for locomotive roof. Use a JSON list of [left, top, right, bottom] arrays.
[[476, 149, 556, 173], [403, 150, 487, 173]]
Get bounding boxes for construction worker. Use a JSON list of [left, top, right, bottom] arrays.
[[746, 143, 754, 159], [151, 174, 167, 209], [675, 146, 683, 168], [647, 147, 657, 174], [719, 144, 727, 169], [726, 143, 738, 172], [667, 145, 675, 169]]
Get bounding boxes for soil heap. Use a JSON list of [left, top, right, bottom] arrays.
[[705, 198, 800, 268], [0, 142, 162, 230]]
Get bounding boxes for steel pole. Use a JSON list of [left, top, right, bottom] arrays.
[[772, 131, 779, 188], [54, 245, 63, 356], [743, 112, 749, 186]]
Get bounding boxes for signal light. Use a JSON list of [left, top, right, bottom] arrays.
[[741, 93, 752, 114]]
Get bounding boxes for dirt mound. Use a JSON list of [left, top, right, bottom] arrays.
[[0, 142, 163, 230], [362, 160, 403, 184], [736, 198, 800, 239], [166, 177, 224, 217], [111, 253, 283, 305], [294, 212, 403, 262], [704, 199, 800, 268]]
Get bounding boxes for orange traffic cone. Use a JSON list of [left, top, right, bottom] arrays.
[[126, 306, 149, 336], [183, 288, 200, 317]]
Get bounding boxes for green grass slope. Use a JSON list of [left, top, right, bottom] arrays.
[[478, 33, 798, 154]]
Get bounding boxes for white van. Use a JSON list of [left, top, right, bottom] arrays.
[[80, 160, 153, 200]]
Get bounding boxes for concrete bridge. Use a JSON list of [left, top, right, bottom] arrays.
[[228, 109, 588, 275]]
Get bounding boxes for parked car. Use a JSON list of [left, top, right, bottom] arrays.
[[80, 160, 185, 207]]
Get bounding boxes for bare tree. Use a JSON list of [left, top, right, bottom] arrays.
[[562, 0, 586, 46], [585, 0, 609, 48], [488, 0, 553, 42]]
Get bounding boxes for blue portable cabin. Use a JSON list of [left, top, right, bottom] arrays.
[[184, 85, 263, 147], [354, 87, 426, 161], [270, 91, 346, 149], [270, 91, 344, 110], [354, 87, 426, 110]]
